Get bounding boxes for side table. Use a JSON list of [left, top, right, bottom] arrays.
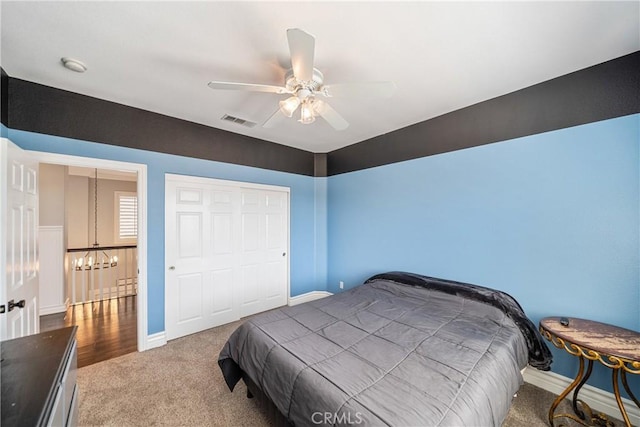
[[539, 317, 640, 427]]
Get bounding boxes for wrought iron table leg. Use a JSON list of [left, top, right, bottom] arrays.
[[572, 359, 594, 420], [549, 356, 585, 426], [620, 369, 640, 409], [613, 368, 634, 427]]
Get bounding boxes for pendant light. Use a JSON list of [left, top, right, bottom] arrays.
[[74, 168, 118, 270]]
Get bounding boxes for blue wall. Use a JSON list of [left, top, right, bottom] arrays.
[[314, 178, 329, 291], [4, 114, 639, 394], [326, 114, 640, 393], [5, 127, 326, 335]]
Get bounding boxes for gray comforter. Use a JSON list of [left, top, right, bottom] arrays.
[[219, 273, 548, 426]]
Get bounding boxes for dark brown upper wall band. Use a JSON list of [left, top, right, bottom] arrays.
[[1, 68, 8, 127], [3, 51, 639, 177], [327, 51, 640, 176], [6, 77, 315, 176]]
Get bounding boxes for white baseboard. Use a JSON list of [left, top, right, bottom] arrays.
[[145, 332, 167, 351], [145, 292, 332, 350], [523, 366, 640, 426], [288, 291, 333, 306], [39, 304, 67, 316]]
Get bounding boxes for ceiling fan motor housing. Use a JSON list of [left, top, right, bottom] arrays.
[[285, 68, 324, 98]]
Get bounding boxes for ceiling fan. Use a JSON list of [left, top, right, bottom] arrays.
[[207, 28, 396, 131]]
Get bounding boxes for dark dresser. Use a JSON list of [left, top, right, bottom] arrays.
[[1, 326, 78, 427]]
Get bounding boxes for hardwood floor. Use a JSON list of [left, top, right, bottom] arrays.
[[40, 295, 137, 368]]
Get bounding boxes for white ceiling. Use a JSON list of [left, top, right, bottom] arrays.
[[1, 1, 638, 153]]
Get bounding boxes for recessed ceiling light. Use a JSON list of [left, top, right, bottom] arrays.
[[61, 57, 87, 73]]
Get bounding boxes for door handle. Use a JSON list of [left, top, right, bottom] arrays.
[[7, 299, 25, 312], [169, 266, 175, 270]]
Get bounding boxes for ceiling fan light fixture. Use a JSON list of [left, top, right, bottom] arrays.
[[279, 96, 300, 118], [299, 102, 315, 124], [206, 28, 393, 131]]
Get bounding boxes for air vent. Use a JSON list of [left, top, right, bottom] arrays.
[[221, 114, 257, 128]]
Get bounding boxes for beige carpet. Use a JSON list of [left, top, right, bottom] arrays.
[[76, 319, 615, 426]]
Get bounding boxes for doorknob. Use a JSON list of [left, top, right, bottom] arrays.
[[7, 299, 25, 312], [169, 266, 175, 270], [282, 252, 286, 257]]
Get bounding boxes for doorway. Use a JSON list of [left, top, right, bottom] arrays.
[[26, 150, 148, 357], [38, 164, 139, 366]]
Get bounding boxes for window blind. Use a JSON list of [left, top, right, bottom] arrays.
[[118, 194, 138, 239]]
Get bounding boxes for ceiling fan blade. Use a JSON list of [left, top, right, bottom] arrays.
[[321, 81, 396, 99], [287, 28, 315, 82], [313, 100, 349, 131], [207, 81, 290, 94], [262, 107, 285, 129]]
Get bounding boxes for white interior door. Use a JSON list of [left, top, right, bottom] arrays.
[[165, 175, 289, 340], [1, 139, 39, 341], [239, 189, 288, 317]]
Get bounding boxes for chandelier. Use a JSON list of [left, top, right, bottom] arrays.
[[73, 168, 118, 271], [74, 253, 118, 271]]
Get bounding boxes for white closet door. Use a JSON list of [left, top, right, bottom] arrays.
[[208, 186, 239, 326], [237, 189, 288, 317], [165, 181, 239, 340], [238, 189, 263, 317], [260, 190, 288, 313], [165, 175, 289, 340]]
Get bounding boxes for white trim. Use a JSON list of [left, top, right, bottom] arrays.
[[39, 304, 67, 316], [146, 332, 167, 350], [164, 173, 291, 195], [288, 291, 333, 306], [523, 366, 640, 426], [26, 151, 150, 352], [39, 225, 64, 231], [38, 225, 65, 316]]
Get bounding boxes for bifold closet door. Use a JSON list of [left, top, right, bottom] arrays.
[[165, 175, 289, 341], [238, 189, 288, 318]]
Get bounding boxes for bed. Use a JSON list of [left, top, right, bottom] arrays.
[[219, 271, 552, 426]]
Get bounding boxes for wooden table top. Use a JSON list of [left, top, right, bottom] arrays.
[[540, 317, 640, 363]]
